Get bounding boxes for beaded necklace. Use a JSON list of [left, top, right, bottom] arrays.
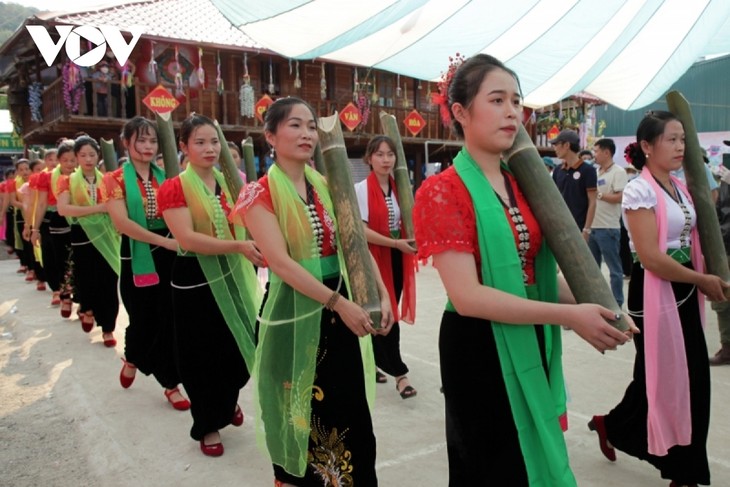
[[494, 172, 530, 284], [300, 180, 324, 256], [136, 171, 158, 219], [653, 176, 692, 247]]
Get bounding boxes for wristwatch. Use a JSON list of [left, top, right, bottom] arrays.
[[582, 228, 592, 235], [597, 192, 603, 200]]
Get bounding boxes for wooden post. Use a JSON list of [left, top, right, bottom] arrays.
[[379, 110, 415, 239], [503, 124, 629, 331], [155, 113, 179, 178], [241, 136, 258, 183], [318, 113, 382, 327], [100, 138, 118, 171], [213, 120, 244, 198], [666, 90, 730, 294]]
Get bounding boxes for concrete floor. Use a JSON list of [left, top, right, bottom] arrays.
[[0, 258, 728, 486]]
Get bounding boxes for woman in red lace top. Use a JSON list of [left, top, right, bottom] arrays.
[[413, 54, 634, 486]]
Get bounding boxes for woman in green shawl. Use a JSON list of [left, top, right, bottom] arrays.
[[413, 54, 635, 486]]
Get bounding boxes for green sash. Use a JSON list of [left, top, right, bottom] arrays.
[[254, 164, 374, 477], [178, 166, 260, 370], [453, 148, 575, 486], [122, 161, 167, 286], [69, 167, 121, 275]]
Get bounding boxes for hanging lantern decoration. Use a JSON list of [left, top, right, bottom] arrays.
[[216, 51, 224, 95], [396, 74, 402, 98], [148, 41, 157, 82], [268, 58, 275, 94], [371, 77, 379, 104], [293, 60, 301, 89], [28, 81, 43, 122], [403, 83, 409, 109], [121, 64, 133, 91], [426, 82, 432, 109], [320, 62, 327, 100], [353, 68, 359, 102], [197, 47, 205, 86], [240, 53, 255, 118], [174, 45, 184, 98], [62, 61, 84, 114]]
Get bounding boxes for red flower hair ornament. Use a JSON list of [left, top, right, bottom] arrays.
[[431, 53, 466, 127]]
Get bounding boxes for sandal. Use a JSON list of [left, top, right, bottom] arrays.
[[164, 387, 191, 411], [376, 370, 388, 384], [396, 376, 417, 400]]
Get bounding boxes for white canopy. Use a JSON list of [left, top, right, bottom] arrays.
[[212, 0, 730, 110]]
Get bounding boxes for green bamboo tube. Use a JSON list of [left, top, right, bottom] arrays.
[[155, 113, 179, 178], [503, 124, 629, 331], [213, 120, 244, 198], [666, 91, 730, 294], [313, 142, 326, 175], [241, 136, 258, 183], [318, 113, 382, 327], [379, 110, 414, 239], [28, 148, 39, 162], [99, 138, 118, 171]]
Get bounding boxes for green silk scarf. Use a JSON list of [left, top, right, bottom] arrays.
[[69, 167, 121, 275], [453, 148, 576, 486], [178, 166, 260, 369], [254, 163, 375, 477], [122, 161, 167, 286]]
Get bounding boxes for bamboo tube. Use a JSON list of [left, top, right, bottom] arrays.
[[28, 148, 39, 162], [241, 136, 258, 183], [213, 120, 244, 198], [155, 113, 179, 178], [379, 111, 414, 239], [313, 142, 327, 175], [317, 113, 382, 327], [666, 91, 730, 294], [99, 138, 118, 171], [503, 125, 629, 332]]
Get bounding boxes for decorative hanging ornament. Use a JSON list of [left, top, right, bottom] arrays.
[[148, 41, 157, 82], [396, 74, 402, 98], [293, 60, 301, 89], [268, 58, 275, 94], [197, 47, 205, 86], [320, 62, 327, 100], [240, 53, 255, 118], [174, 45, 184, 98], [403, 83, 409, 109], [216, 50, 224, 95], [28, 81, 43, 122], [353, 68, 359, 102], [62, 61, 83, 114], [371, 77, 379, 104]]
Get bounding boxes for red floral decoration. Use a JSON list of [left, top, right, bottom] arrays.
[[356, 90, 370, 128], [431, 52, 466, 127], [62, 62, 84, 114], [624, 141, 640, 165]]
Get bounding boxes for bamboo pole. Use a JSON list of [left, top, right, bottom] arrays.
[[317, 113, 382, 327], [213, 120, 244, 198], [99, 138, 118, 171], [155, 113, 179, 178], [379, 111, 414, 239], [666, 91, 730, 294], [313, 142, 327, 175], [241, 136, 258, 183], [503, 124, 629, 332]]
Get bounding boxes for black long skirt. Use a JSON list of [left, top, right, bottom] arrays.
[[271, 276, 378, 487], [4, 207, 14, 248], [440, 311, 549, 486], [119, 233, 180, 389], [372, 249, 408, 377], [40, 210, 69, 292], [70, 224, 119, 332], [48, 213, 72, 300], [170, 255, 249, 441], [605, 261, 711, 485]]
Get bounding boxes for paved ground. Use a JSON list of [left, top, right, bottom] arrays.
[[1, 255, 729, 486]]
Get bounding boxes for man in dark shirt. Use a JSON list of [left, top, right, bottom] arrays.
[[551, 129, 597, 241]]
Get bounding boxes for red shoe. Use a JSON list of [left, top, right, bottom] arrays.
[[16, 265, 27, 274], [51, 292, 61, 306], [80, 313, 94, 333], [25, 270, 35, 281], [102, 332, 116, 348], [231, 405, 244, 427], [60, 299, 73, 318], [164, 387, 191, 411], [119, 358, 136, 389], [199, 440, 224, 457], [588, 415, 616, 462], [36, 281, 46, 291]]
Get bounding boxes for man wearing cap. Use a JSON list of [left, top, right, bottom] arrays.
[[709, 139, 730, 365], [589, 138, 627, 307], [551, 129, 597, 240]]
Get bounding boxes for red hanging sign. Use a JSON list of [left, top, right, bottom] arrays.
[[339, 102, 361, 132], [547, 124, 560, 142], [142, 84, 179, 115], [255, 94, 274, 123], [403, 109, 426, 137]]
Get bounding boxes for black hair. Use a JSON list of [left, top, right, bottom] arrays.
[[179, 113, 216, 146], [4, 167, 15, 178], [29, 160, 42, 172], [121, 116, 157, 143], [364, 135, 397, 165], [57, 141, 75, 160], [263, 97, 317, 135], [227, 140, 241, 156], [73, 136, 101, 156], [44, 148, 58, 159], [448, 54, 522, 138], [594, 138, 616, 156], [631, 110, 682, 170], [15, 158, 30, 169], [578, 149, 593, 158]]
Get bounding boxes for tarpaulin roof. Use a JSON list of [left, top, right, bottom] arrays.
[[211, 0, 730, 110]]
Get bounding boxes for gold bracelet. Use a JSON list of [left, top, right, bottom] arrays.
[[325, 291, 341, 311]]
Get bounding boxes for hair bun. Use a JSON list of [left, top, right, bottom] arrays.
[[624, 142, 641, 165]]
